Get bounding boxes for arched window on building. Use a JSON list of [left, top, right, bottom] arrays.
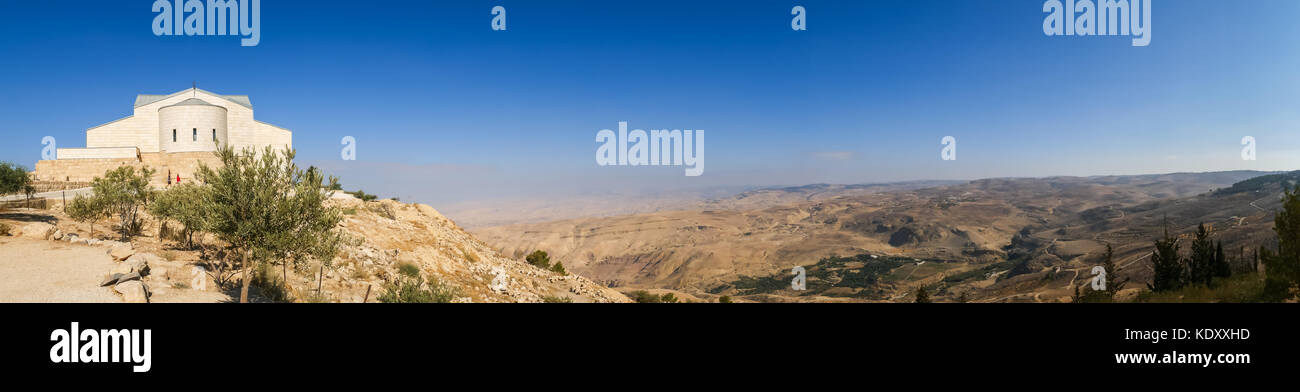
[[192, 128, 197, 142], [212, 129, 217, 142]]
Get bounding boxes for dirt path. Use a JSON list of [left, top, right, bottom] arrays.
[[0, 237, 120, 302]]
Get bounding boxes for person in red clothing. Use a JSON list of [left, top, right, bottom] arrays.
[[176, 174, 181, 184]]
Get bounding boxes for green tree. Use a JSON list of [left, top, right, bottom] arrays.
[[550, 261, 567, 275], [148, 183, 212, 248], [66, 195, 108, 238], [525, 250, 551, 269], [1100, 243, 1126, 298], [90, 166, 155, 241], [718, 295, 733, 303], [0, 161, 31, 197], [1263, 185, 1300, 300], [196, 146, 345, 303], [1188, 223, 1216, 286], [914, 286, 930, 303], [1149, 221, 1186, 292], [1213, 241, 1231, 279], [660, 293, 679, 303]]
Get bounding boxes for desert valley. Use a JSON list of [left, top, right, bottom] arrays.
[[469, 170, 1296, 303]]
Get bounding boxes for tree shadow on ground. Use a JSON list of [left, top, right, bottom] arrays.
[[0, 212, 57, 224]]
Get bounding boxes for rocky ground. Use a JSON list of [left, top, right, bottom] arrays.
[[0, 196, 630, 303]]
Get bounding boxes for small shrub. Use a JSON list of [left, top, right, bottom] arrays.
[[350, 265, 371, 280], [542, 295, 573, 303], [377, 274, 457, 303], [372, 203, 397, 220], [660, 293, 679, 303], [171, 282, 190, 289], [396, 261, 420, 278], [718, 295, 733, 303], [300, 292, 333, 303], [526, 250, 551, 269], [550, 261, 567, 275], [253, 263, 292, 303], [0, 222, 11, 236], [346, 190, 378, 202], [630, 290, 660, 303], [342, 207, 358, 215]]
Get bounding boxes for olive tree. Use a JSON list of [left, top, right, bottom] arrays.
[[148, 183, 212, 248], [66, 195, 108, 238], [89, 166, 155, 241], [0, 161, 32, 200], [196, 146, 344, 303]]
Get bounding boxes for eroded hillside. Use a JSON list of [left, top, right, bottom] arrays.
[[472, 171, 1286, 302]]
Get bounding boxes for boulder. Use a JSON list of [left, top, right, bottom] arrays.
[[123, 253, 157, 276], [101, 271, 141, 286], [99, 273, 124, 287], [52, 229, 64, 241], [114, 280, 149, 303], [108, 243, 135, 261], [18, 222, 56, 240], [110, 261, 132, 275]]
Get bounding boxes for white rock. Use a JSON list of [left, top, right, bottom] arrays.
[[108, 243, 135, 261], [18, 222, 56, 240], [114, 280, 149, 303]]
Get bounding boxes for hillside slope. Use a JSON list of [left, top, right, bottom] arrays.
[[471, 171, 1282, 301], [306, 198, 630, 303]]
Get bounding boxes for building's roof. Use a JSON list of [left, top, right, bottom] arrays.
[[135, 88, 253, 109], [161, 98, 226, 109]]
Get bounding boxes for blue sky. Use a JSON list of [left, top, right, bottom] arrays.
[[1, 0, 1298, 205]]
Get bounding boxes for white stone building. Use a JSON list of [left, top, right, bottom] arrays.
[[35, 87, 292, 184]]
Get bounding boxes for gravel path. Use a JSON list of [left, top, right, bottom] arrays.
[[0, 237, 120, 302]]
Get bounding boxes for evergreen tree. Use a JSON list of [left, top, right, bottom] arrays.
[[1188, 223, 1215, 286], [1213, 241, 1231, 279], [914, 286, 931, 303], [1263, 185, 1300, 300], [1149, 220, 1186, 292], [1101, 243, 1125, 298]]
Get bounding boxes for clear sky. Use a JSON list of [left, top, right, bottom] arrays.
[[1, 1, 1297, 205]]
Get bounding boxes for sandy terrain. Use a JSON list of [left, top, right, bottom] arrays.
[[0, 237, 120, 302]]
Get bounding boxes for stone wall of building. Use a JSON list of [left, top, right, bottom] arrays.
[[143, 151, 223, 184], [33, 151, 222, 185], [159, 104, 228, 153], [33, 158, 143, 183], [55, 147, 139, 160]]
